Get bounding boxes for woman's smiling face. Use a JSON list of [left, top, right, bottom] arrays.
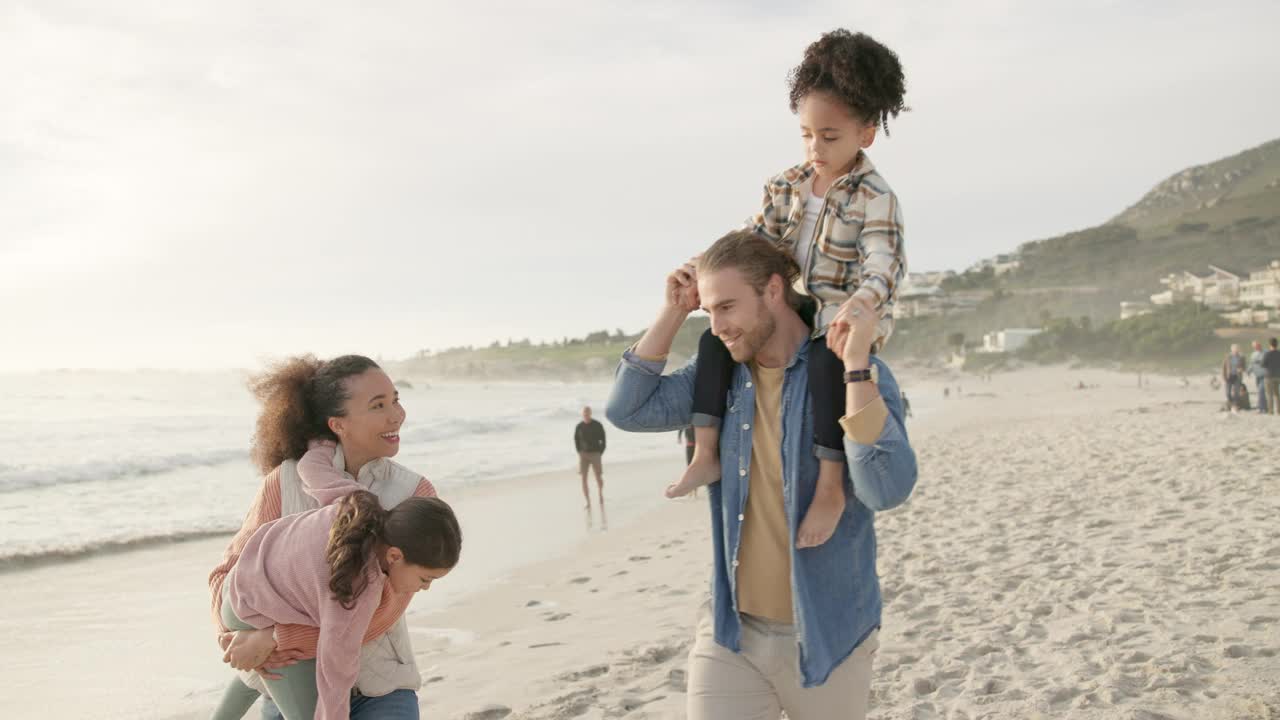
[[327, 368, 405, 462]]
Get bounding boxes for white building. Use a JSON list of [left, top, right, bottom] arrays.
[[981, 328, 1043, 353], [1240, 260, 1280, 308], [896, 282, 944, 319], [1220, 307, 1278, 326], [993, 253, 1022, 276], [1120, 301, 1154, 320], [1151, 265, 1242, 308]]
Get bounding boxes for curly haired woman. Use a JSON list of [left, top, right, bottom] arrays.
[[208, 355, 450, 719]]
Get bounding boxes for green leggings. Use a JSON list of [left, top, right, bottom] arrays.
[[213, 590, 319, 720], [209, 676, 260, 720]]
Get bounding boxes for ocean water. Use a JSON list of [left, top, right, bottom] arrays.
[[0, 370, 678, 569]]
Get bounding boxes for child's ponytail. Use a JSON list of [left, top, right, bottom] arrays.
[[326, 490, 388, 609]]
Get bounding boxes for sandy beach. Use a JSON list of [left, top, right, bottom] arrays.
[[3, 366, 1278, 719]]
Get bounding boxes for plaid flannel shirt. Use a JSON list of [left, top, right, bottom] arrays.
[[744, 152, 906, 348]]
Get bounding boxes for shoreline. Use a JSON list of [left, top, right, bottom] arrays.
[[0, 455, 689, 720], [394, 365, 1280, 719], [3, 365, 1277, 719]]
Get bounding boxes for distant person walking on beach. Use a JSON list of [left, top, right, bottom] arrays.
[[1262, 338, 1280, 416], [900, 391, 912, 418], [574, 406, 607, 507], [208, 355, 447, 720], [1248, 340, 1268, 414], [608, 232, 917, 719], [1223, 344, 1246, 413]]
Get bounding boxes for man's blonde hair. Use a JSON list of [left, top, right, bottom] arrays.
[[697, 230, 803, 308]]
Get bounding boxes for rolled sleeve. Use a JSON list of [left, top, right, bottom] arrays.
[[841, 360, 917, 511], [606, 348, 696, 433], [838, 395, 890, 445], [621, 346, 669, 374]]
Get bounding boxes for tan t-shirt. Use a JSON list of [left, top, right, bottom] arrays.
[[735, 361, 794, 622]]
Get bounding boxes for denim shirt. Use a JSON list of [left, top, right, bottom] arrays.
[[605, 339, 917, 687]]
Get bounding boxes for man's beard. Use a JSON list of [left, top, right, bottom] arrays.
[[727, 302, 776, 364]]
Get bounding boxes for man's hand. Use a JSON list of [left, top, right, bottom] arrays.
[[222, 627, 280, 673], [635, 256, 703, 361], [665, 256, 701, 315], [827, 295, 878, 368]]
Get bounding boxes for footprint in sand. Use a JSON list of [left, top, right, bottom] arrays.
[[618, 695, 661, 712], [1131, 710, 1180, 720], [569, 576, 591, 584], [912, 677, 938, 696], [557, 664, 610, 682], [629, 555, 651, 562], [631, 643, 684, 665], [544, 612, 571, 622], [463, 705, 511, 720]]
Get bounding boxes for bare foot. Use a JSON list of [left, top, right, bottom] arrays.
[[796, 480, 845, 548], [666, 457, 720, 498]]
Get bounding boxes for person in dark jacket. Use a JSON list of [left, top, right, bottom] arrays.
[[1262, 338, 1280, 416], [574, 406, 607, 507]]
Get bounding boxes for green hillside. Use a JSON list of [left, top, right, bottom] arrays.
[[1007, 138, 1279, 292], [392, 318, 711, 380], [886, 138, 1280, 369], [395, 139, 1280, 378], [1112, 138, 1280, 230]]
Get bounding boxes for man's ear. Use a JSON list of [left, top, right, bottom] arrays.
[[767, 273, 786, 306]]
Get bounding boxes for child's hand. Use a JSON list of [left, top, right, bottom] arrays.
[[829, 295, 878, 365], [307, 438, 337, 452]]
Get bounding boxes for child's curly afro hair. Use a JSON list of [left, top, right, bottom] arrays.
[[788, 29, 908, 136]]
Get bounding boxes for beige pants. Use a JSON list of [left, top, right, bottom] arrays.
[[687, 602, 878, 720], [578, 451, 603, 477]]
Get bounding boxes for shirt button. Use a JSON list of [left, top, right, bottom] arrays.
[[742, 423, 750, 430], [746, 381, 753, 388], [738, 514, 745, 521], [739, 468, 746, 476], [732, 560, 740, 568]]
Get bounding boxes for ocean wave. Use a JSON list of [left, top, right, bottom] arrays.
[[531, 406, 583, 421], [0, 527, 238, 573], [0, 448, 248, 494], [398, 417, 520, 445]]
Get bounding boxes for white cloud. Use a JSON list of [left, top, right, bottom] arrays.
[[2, 0, 1279, 370]]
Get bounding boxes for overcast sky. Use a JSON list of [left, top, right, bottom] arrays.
[[3, 0, 1279, 371]]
